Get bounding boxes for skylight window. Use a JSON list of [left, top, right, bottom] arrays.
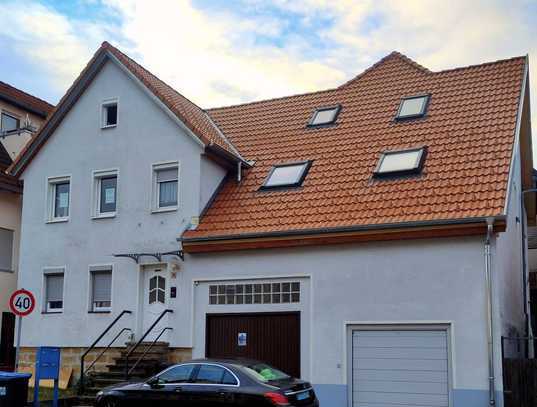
[[374, 147, 427, 177], [308, 105, 341, 127], [396, 95, 430, 120], [261, 161, 312, 189]]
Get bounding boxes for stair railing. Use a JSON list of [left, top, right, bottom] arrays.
[[78, 310, 132, 394], [84, 328, 132, 375], [128, 327, 173, 377], [125, 309, 173, 380]]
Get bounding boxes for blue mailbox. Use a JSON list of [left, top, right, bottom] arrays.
[[34, 347, 61, 407]]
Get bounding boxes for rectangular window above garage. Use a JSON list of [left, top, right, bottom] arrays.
[[395, 94, 430, 120], [261, 161, 311, 190], [374, 147, 427, 177], [209, 282, 300, 305]]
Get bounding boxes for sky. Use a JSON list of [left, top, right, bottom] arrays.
[[1, 0, 536, 155]]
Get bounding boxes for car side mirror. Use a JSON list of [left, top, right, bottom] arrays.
[[147, 377, 162, 388]]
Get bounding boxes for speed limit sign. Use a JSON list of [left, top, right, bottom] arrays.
[[9, 289, 36, 317]]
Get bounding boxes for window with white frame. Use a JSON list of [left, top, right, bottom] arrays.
[[92, 169, 118, 217], [209, 282, 301, 305], [90, 267, 112, 311], [47, 176, 71, 221], [152, 162, 179, 211], [44, 271, 64, 312], [0, 228, 14, 272], [101, 100, 118, 128]]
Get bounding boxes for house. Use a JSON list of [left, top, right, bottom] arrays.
[[0, 81, 53, 369], [8, 42, 533, 407]]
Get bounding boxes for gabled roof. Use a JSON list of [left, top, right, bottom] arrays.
[[0, 81, 53, 118], [8, 42, 245, 177], [182, 52, 530, 249]]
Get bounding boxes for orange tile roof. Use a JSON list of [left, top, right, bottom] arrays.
[[183, 52, 527, 240], [0, 81, 53, 117]]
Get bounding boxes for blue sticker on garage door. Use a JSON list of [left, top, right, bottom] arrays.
[[238, 332, 247, 346]]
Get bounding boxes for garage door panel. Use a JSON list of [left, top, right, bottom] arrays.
[[354, 391, 448, 406], [353, 369, 448, 383], [355, 357, 447, 371], [353, 335, 447, 349], [354, 346, 447, 360], [354, 379, 448, 394], [352, 329, 449, 407]]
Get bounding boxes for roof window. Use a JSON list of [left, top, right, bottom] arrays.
[[396, 95, 429, 120], [261, 161, 312, 190], [374, 147, 426, 177], [308, 105, 341, 127]]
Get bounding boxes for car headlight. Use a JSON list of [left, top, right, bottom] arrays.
[[97, 391, 104, 397]]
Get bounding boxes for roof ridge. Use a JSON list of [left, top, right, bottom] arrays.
[[432, 54, 527, 75], [0, 80, 54, 110], [206, 87, 337, 112]]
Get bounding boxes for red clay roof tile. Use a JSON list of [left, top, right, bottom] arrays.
[[183, 52, 526, 240]]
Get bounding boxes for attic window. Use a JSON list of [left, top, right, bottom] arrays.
[[261, 161, 312, 190], [374, 147, 426, 177], [396, 95, 429, 120], [308, 105, 341, 127], [102, 100, 118, 128]]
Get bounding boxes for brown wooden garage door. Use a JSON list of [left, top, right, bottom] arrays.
[[206, 312, 301, 378]]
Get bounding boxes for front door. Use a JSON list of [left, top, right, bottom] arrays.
[[142, 265, 168, 342]]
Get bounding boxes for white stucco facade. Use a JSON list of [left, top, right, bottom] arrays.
[[15, 55, 528, 407]]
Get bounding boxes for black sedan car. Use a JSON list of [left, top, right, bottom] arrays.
[[95, 358, 319, 406]]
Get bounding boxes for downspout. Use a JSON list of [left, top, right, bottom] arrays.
[[484, 217, 496, 406]]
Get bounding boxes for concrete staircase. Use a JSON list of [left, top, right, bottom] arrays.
[[83, 342, 171, 396]]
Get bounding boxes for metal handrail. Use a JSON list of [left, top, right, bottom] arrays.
[[128, 327, 173, 376], [125, 309, 173, 380], [78, 310, 132, 394], [84, 328, 132, 374]]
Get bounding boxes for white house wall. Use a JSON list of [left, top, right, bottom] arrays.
[[17, 59, 213, 347]]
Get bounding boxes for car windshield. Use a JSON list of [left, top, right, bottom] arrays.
[[242, 363, 290, 382]]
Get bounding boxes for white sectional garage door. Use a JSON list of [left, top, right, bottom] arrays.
[[352, 330, 449, 407]]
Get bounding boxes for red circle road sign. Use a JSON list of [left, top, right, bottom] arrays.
[[9, 289, 36, 317]]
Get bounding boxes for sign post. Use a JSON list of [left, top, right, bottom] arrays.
[[8, 289, 36, 370]]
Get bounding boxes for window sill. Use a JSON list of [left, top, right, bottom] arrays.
[[88, 310, 111, 314], [46, 218, 69, 224], [101, 124, 117, 130], [42, 311, 63, 314], [151, 206, 178, 214], [91, 213, 116, 220], [0, 269, 14, 274]]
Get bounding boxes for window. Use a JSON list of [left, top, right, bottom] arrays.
[[157, 364, 196, 384], [92, 169, 118, 217], [0, 228, 14, 272], [308, 105, 341, 127], [102, 100, 118, 128], [242, 363, 290, 383], [396, 95, 430, 120], [261, 161, 311, 190], [149, 276, 166, 304], [194, 365, 238, 386], [1, 112, 19, 133], [44, 271, 64, 313], [47, 176, 71, 222], [209, 282, 300, 305], [90, 267, 112, 311], [152, 162, 179, 211], [374, 147, 427, 177]]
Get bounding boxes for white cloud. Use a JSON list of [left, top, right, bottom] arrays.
[[0, 0, 536, 157]]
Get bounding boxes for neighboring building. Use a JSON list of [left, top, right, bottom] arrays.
[[0, 81, 53, 369], [9, 42, 533, 407]]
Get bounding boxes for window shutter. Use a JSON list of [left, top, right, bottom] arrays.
[[0, 228, 13, 271], [46, 274, 64, 302], [93, 271, 112, 302], [156, 168, 177, 182]]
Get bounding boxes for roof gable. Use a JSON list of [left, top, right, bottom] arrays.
[[8, 42, 245, 177], [183, 52, 528, 244], [0, 81, 53, 118]]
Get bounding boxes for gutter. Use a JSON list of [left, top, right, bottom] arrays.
[[484, 218, 496, 406], [180, 215, 506, 243]]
